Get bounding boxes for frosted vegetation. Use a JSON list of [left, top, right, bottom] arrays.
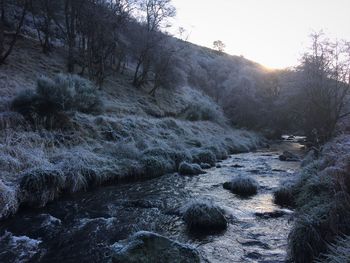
[[317, 236, 350, 263], [273, 135, 350, 262], [223, 176, 259, 197], [1, 1, 350, 261], [0, 69, 262, 219], [181, 199, 227, 233]]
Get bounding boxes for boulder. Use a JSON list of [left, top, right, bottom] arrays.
[[111, 231, 200, 263], [179, 162, 206, 175], [255, 209, 293, 219], [279, 151, 300, 162], [200, 163, 211, 169]]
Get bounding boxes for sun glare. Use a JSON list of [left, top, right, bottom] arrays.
[[171, 0, 350, 69]]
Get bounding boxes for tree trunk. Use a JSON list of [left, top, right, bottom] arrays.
[[0, 1, 27, 64], [0, 19, 4, 56], [133, 59, 142, 87], [67, 41, 75, 72]]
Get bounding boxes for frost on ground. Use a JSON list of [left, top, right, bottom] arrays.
[[278, 134, 350, 262], [0, 38, 263, 219]]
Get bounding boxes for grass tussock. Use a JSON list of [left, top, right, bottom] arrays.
[[0, 180, 18, 218], [223, 176, 259, 197], [181, 199, 227, 233], [317, 235, 350, 263], [273, 184, 295, 207], [178, 162, 205, 175]]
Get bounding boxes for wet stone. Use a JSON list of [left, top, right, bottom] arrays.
[[110, 231, 201, 263]]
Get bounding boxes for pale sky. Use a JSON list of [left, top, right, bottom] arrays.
[[170, 0, 350, 69]]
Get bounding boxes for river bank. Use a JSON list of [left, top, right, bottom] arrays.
[[0, 141, 304, 262]]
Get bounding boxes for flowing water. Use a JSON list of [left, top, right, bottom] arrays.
[[0, 141, 304, 263]]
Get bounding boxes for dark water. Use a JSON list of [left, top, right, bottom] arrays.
[[0, 142, 303, 263]]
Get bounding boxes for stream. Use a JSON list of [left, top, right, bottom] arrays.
[[0, 140, 304, 263]]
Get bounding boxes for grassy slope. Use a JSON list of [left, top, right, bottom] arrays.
[[0, 37, 263, 220]]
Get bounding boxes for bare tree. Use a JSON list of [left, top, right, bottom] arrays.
[[131, 0, 175, 88], [52, 0, 85, 72], [148, 37, 185, 96], [30, 0, 61, 53], [298, 33, 350, 143]]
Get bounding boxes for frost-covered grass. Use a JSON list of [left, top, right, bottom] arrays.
[[273, 182, 296, 207], [0, 113, 262, 219], [0, 180, 18, 219], [317, 236, 350, 263], [223, 176, 259, 197], [181, 199, 227, 233], [179, 88, 227, 125], [284, 135, 350, 263], [0, 37, 263, 219]]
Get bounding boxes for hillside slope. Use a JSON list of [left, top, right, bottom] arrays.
[[0, 37, 264, 220]]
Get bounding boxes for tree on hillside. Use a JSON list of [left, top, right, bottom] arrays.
[[30, 0, 63, 54], [148, 37, 185, 96], [76, 0, 129, 86], [213, 40, 225, 52], [0, 0, 29, 64], [131, 0, 176, 88], [52, 0, 83, 72], [298, 33, 350, 143]]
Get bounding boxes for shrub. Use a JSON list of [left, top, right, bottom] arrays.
[[181, 199, 227, 233], [12, 74, 102, 121], [223, 176, 259, 196], [36, 74, 102, 113], [36, 75, 75, 112]]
